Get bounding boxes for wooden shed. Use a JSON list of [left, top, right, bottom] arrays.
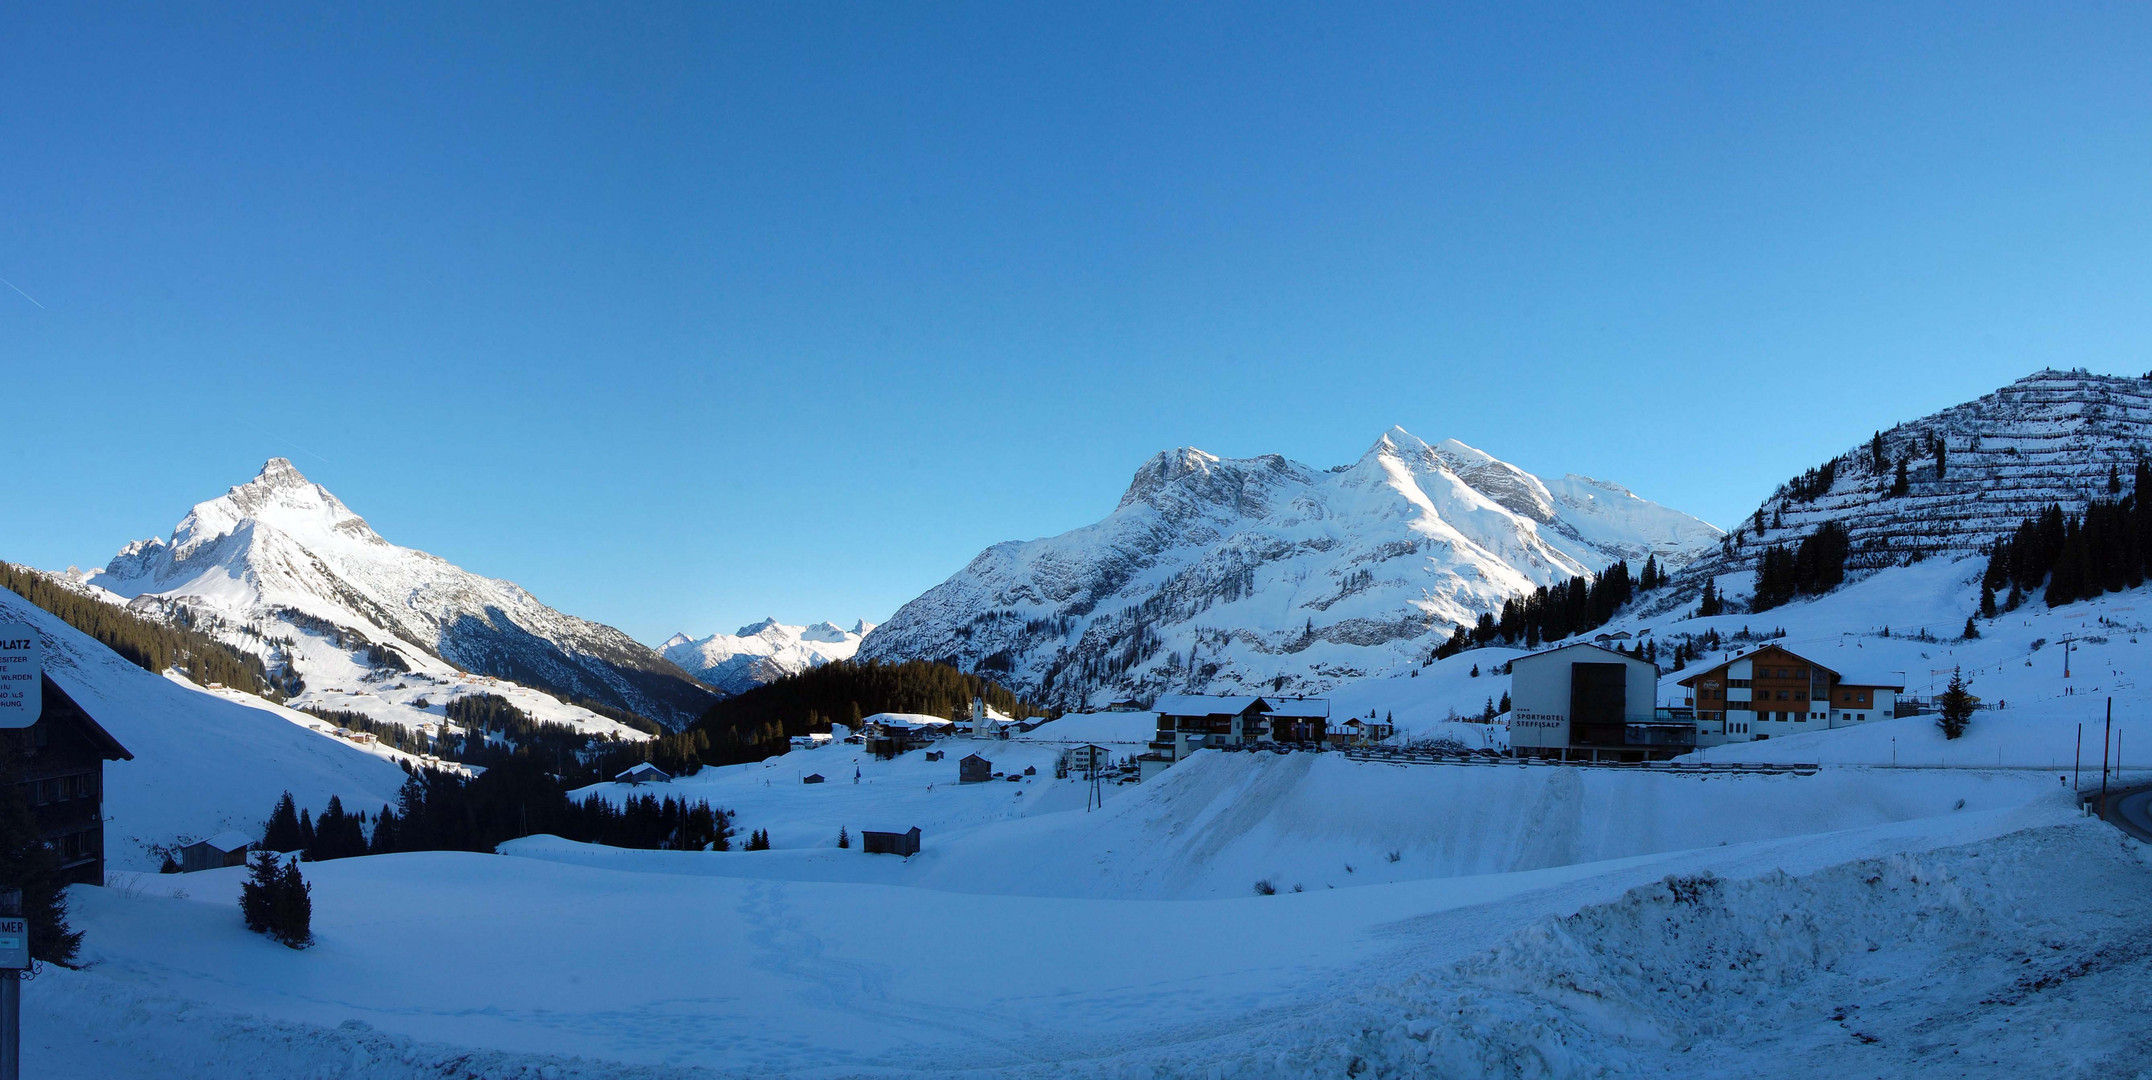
[[179, 831, 254, 873], [860, 826, 921, 857], [959, 753, 992, 783], [802, 773, 826, 784]]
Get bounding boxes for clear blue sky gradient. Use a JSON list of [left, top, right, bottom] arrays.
[[6, 3, 2152, 644]]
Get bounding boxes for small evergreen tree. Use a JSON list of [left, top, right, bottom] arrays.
[[1892, 457, 1909, 497], [240, 850, 278, 934], [1937, 668, 1974, 740], [837, 827, 850, 849], [1979, 582, 1997, 619], [1935, 441, 1947, 479], [271, 858, 313, 948], [1962, 615, 1980, 640], [296, 808, 315, 858], [1698, 580, 1723, 617], [1468, 664, 1479, 678]]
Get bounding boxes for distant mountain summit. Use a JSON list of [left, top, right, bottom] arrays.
[[661, 617, 874, 694], [857, 428, 1719, 707], [1676, 368, 2152, 596], [91, 459, 717, 728]]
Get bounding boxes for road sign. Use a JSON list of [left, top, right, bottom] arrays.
[[0, 919, 23, 970], [0, 626, 37, 730]]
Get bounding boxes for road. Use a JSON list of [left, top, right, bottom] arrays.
[[2094, 784, 2152, 844]]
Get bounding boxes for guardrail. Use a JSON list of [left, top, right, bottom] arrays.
[[1340, 745, 1819, 776]]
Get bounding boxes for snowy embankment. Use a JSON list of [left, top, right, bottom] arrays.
[[41, 779, 2122, 1078], [1, 585, 407, 866]]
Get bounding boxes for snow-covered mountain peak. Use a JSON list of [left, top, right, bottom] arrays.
[[862, 434, 1720, 707], [86, 461, 717, 728], [166, 457, 381, 560], [661, 617, 870, 694]]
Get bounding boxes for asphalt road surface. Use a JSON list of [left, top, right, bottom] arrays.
[[2098, 784, 2152, 844]]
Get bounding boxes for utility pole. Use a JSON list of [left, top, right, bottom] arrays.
[[2062, 636, 2076, 679], [2100, 697, 2112, 819], [2075, 722, 2083, 793]]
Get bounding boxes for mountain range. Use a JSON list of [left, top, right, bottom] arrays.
[[661, 618, 875, 695], [857, 428, 1721, 707]]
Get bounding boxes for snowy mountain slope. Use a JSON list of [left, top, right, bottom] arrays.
[[1674, 368, 2152, 595], [858, 428, 1720, 707], [87, 459, 716, 729], [660, 618, 874, 694], [0, 583, 407, 868]]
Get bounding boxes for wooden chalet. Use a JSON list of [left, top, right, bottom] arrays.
[[2, 675, 133, 887]]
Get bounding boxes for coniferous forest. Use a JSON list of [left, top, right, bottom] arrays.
[[0, 561, 277, 697], [1983, 461, 2152, 609], [262, 757, 731, 860], [1432, 557, 1663, 658], [690, 659, 1047, 764]]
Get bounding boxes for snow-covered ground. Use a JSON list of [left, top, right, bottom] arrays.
[[39, 756, 2144, 1078], [28, 555, 2152, 1077]]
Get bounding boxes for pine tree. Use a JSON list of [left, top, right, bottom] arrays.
[[1892, 457, 1909, 497], [2109, 463, 2123, 496], [1869, 431, 1887, 475], [1498, 691, 1511, 713], [1698, 580, 1723, 617], [240, 850, 280, 934], [1468, 664, 1479, 678], [1962, 615, 1980, 640], [837, 827, 850, 850], [263, 791, 303, 852], [1979, 582, 1997, 619], [1935, 441, 1947, 479], [1937, 668, 1974, 739], [296, 808, 315, 859], [271, 858, 313, 948]]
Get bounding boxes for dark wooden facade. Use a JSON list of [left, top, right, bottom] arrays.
[[3, 676, 133, 887], [959, 754, 992, 783], [860, 826, 921, 856]]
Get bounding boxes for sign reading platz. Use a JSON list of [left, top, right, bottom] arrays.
[[0, 623, 40, 730]]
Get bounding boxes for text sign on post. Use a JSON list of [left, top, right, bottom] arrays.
[[0, 625, 38, 730], [0, 918, 26, 968]]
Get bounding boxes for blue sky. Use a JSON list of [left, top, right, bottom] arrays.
[[5, 3, 2151, 644]]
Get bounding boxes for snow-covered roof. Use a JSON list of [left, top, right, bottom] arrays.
[[194, 830, 255, 853], [615, 762, 670, 780], [1260, 697, 1330, 719], [1023, 712, 1158, 744], [864, 712, 954, 730], [1153, 694, 1260, 717]]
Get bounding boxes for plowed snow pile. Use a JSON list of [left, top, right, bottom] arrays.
[[1095, 822, 2152, 1079]]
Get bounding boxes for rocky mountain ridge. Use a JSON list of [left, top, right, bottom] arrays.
[[858, 428, 1720, 708], [89, 459, 717, 729]]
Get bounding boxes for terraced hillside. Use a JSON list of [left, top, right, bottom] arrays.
[[1678, 368, 2152, 595]]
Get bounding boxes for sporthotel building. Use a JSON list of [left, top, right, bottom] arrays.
[[1677, 644, 1903, 744]]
